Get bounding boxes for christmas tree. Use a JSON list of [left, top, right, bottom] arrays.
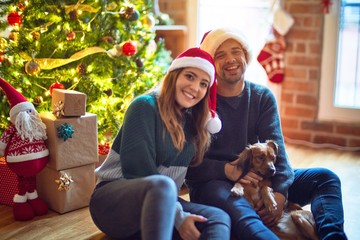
[[0, 0, 172, 144]]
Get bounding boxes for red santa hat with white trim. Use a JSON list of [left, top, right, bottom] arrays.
[[167, 47, 222, 134], [0, 77, 35, 123], [200, 27, 253, 64]]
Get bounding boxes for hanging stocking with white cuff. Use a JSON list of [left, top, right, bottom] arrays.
[[257, 29, 286, 83]]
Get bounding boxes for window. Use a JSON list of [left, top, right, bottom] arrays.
[[319, 0, 360, 122]]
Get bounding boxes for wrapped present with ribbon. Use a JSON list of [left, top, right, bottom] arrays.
[[52, 89, 87, 117], [0, 157, 18, 206], [40, 112, 98, 170], [36, 164, 95, 214]]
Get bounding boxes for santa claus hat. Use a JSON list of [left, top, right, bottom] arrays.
[[200, 27, 253, 64], [168, 48, 222, 134], [0, 77, 35, 123]]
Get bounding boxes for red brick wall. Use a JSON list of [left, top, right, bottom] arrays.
[[159, 0, 360, 148], [282, 0, 360, 148]]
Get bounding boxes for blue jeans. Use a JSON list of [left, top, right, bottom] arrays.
[[187, 168, 347, 240], [288, 168, 347, 240], [90, 175, 230, 240], [174, 198, 231, 240]]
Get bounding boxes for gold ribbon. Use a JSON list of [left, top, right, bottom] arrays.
[[55, 172, 74, 191], [64, 4, 101, 14], [20, 47, 111, 70]]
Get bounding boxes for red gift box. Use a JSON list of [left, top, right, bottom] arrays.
[[0, 157, 18, 206]]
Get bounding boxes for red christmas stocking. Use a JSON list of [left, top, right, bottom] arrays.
[[257, 31, 286, 83]]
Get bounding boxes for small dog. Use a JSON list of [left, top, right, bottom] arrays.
[[230, 140, 319, 240]]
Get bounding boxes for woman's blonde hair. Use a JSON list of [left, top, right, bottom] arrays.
[[157, 69, 211, 166]]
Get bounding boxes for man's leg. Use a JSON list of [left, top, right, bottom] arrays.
[[288, 168, 347, 240]]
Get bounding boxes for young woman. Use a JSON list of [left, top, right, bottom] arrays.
[[89, 47, 230, 240]]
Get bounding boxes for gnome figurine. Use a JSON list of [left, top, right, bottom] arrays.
[[0, 77, 49, 221]]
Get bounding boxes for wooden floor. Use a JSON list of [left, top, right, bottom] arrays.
[[0, 143, 359, 240]]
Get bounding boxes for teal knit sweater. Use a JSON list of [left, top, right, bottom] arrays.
[[95, 93, 196, 228]]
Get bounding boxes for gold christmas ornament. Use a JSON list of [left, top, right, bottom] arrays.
[[141, 14, 155, 29], [76, 62, 87, 75], [31, 32, 40, 40], [0, 38, 7, 51], [9, 32, 19, 41], [25, 60, 41, 75]]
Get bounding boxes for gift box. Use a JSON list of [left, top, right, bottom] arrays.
[[52, 89, 87, 117], [36, 163, 95, 214], [40, 112, 98, 170], [0, 157, 18, 206]]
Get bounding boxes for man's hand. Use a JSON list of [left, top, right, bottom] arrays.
[[178, 214, 207, 240], [239, 171, 263, 185], [255, 192, 285, 227], [225, 157, 248, 181]]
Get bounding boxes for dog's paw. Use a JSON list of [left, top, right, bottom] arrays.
[[231, 183, 244, 197]]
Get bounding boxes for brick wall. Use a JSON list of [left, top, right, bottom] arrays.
[[158, 0, 360, 148], [282, 0, 360, 148]]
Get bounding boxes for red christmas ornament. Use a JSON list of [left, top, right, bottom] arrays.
[[0, 52, 5, 62], [7, 12, 22, 26], [98, 142, 110, 155], [49, 81, 65, 95], [66, 31, 76, 41], [122, 41, 137, 56]]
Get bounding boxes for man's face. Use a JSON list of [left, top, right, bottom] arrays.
[[213, 39, 247, 84]]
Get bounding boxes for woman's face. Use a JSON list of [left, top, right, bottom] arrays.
[[175, 67, 210, 109]]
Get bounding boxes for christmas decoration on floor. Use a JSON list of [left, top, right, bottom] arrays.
[[0, 77, 49, 221], [37, 89, 97, 214], [0, 0, 172, 144], [257, 4, 294, 84]]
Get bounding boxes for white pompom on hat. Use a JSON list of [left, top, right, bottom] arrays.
[[0, 77, 35, 123], [200, 27, 253, 64], [167, 48, 222, 134]]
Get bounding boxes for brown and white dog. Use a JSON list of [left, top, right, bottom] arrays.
[[230, 140, 319, 240]]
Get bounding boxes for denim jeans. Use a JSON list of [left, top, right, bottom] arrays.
[[288, 168, 347, 240], [173, 197, 231, 240], [187, 168, 347, 240]]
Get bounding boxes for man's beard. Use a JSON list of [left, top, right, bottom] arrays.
[[15, 111, 47, 142]]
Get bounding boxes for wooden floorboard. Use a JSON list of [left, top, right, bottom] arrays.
[[0, 143, 359, 240]]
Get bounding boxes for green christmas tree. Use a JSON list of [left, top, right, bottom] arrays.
[[0, 0, 172, 145]]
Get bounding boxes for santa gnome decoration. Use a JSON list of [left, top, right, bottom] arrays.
[[0, 77, 49, 221]]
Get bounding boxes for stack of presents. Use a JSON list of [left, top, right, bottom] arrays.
[[0, 85, 100, 216]]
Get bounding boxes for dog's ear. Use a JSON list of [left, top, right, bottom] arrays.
[[237, 146, 252, 177], [266, 140, 278, 155]]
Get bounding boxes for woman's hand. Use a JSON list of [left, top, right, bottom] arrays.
[[255, 192, 285, 227], [178, 214, 207, 240]]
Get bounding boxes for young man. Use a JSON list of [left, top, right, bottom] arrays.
[[186, 28, 347, 240]]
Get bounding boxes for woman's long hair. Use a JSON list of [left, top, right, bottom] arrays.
[[157, 68, 211, 166]]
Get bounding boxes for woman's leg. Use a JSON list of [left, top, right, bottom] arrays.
[[288, 168, 347, 240], [177, 197, 231, 240], [89, 175, 177, 240], [188, 180, 279, 240]]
